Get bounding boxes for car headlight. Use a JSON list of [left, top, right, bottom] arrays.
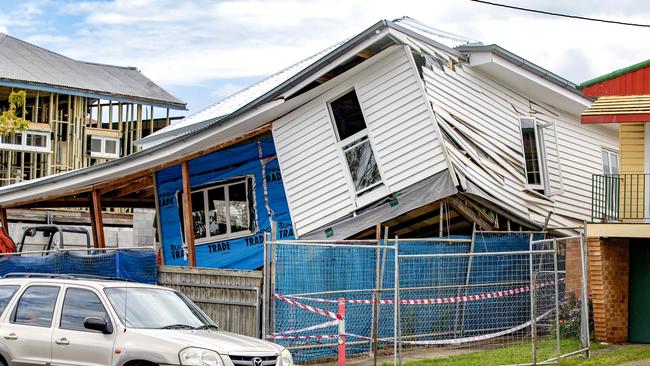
[[279, 348, 294, 366], [179, 347, 224, 366]]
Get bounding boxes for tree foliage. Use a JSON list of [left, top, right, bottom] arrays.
[[0, 91, 30, 135]]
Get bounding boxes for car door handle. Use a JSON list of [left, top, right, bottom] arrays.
[[55, 338, 70, 346], [3, 333, 17, 340]]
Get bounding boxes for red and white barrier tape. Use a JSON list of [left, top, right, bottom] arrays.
[[271, 319, 339, 336], [272, 293, 344, 320], [267, 334, 338, 340], [345, 308, 554, 345], [277, 279, 563, 305]]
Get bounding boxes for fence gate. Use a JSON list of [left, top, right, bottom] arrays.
[[264, 230, 590, 365]]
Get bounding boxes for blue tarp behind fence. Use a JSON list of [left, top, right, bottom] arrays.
[[0, 250, 157, 284]]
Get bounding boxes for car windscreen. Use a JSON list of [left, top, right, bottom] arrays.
[[104, 287, 216, 329]]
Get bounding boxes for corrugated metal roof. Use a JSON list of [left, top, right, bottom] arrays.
[[138, 17, 474, 147], [0, 33, 186, 110]]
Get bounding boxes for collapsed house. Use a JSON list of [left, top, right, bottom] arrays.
[[0, 32, 185, 245], [0, 18, 617, 269]]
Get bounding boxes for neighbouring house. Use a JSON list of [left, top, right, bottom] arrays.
[[0, 33, 186, 247], [0, 18, 618, 270], [579, 60, 650, 344]]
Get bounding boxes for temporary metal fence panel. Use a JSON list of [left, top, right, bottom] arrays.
[[264, 231, 590, 365]]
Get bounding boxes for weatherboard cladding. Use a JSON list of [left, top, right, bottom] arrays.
[[273, 45, 447, 237], [0, 33, 185, 108], [423, 59, 617, 227]]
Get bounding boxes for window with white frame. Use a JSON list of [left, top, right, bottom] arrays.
[[88, 136, 120, 159], [601, 149, 619, 175], [179, 177, 254, 243], [329, 89, 382, 196], [519, 117, 545, 189], [0, 131, 50, 153]]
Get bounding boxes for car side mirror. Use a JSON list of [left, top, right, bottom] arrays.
[[83, 317, 113, 334]]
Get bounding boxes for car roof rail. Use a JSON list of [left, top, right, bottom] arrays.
[[2, 273, 78, 280], [1, 273, 136, 282]]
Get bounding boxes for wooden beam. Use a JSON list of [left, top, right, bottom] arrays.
[[108, 175, 154, 198], [444, 195, 494, 231], [181, 161, 196, 267], [23, 197, 155, 209], [90, 190, 105, 248]]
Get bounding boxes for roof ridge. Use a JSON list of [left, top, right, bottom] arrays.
[[79, 60, 138, 70], [579, 58, 650, 90]]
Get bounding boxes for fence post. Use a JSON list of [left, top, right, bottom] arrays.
[[393, 235, 402, 365], [553, 239, 561, 366], [262, 232, 270, 340], [338, 298, 346, 366], [529, 233, 537, 365]]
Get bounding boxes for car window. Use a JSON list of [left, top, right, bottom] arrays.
[[12, 285, 60, 327], [0, 286, 19, 315], [60, 288, 110, 331]]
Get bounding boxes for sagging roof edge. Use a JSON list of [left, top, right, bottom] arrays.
[[0, 79, 187, 110], [456, 44, 583, 98], [579, 58, 650, 90]]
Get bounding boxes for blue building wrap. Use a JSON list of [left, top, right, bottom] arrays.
[[156, 138, 294, 270]]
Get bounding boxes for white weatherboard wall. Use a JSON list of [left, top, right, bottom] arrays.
[[423, 61, 618, 227], [273, 45, 448, 237]]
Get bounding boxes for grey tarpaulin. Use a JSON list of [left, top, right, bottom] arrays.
[[300, 170, 458, 240]]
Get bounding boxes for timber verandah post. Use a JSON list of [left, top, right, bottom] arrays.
[[90, 190, 106, 249], [181, 161, 197, 267]]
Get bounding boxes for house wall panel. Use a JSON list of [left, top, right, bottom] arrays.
[[273, 46, 447, 237], [423, 62, 618, 226]]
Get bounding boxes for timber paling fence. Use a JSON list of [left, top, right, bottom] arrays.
[[263, 230, 590, 365]]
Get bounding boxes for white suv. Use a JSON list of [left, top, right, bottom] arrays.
[[0, 274, 292, 366]]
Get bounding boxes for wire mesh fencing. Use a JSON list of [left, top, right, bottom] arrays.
[[263, 230, 590, 365]]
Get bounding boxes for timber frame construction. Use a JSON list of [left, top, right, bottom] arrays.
[[0, 88, 179, 185], [0, 32, 185, 187]]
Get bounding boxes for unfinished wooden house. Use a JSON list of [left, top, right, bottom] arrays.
[[0, 33, 185, 185], [0, 18, 618, 268]]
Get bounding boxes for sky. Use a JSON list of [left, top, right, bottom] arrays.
[[1, 0, 649, 116]]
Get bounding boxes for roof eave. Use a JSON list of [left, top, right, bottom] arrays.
[[0, 79, 187, 111], [456, 44, 582, 97]]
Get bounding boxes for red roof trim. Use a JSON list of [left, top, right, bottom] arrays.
[[581, 113, 650, 124]]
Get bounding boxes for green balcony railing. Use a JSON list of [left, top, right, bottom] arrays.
[[591, 174, 649, 222]]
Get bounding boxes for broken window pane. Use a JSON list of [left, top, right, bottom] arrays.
[[344, 137, 381, 192], [520, 119, 542, 186], [208, 187, 227, 237], [330, 90, 367, 141], [229, 182, 249, 233], [191, 191, 206, 239]]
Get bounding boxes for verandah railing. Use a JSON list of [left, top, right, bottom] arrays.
[[591, 174, 649, 222]]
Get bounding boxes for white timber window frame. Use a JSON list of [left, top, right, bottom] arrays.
[[179, 177, 255, 245], [601, 148, 619, 175], [88, 136, 120, 159], [327, 88, 388, 208], [519, 117, 547, 191], [0, 131, 50, 153]]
